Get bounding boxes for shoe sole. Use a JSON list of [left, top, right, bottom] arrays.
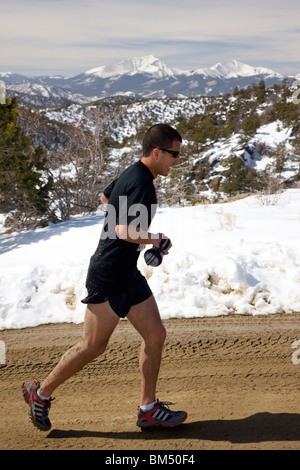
[[137, 412, 187, 428], [28, 408, 51, 431]]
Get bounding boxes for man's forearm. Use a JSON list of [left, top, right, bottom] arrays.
[[116, 225, 162, 247]]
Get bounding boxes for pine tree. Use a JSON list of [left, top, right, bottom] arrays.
[[0, 97, 54, 230], [256, 80, 267, 104], [222, 157, 261, 196]]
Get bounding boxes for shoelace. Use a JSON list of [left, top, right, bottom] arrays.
[[156, 400, 177, 412], [158, 400, 174, 407], [137, 400, 176, 415], [44, 397, 55, 409]]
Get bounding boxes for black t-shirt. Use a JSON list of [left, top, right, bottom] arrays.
[[85, 160, 157, 293]]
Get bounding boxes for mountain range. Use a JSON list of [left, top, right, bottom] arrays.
[[0, 55, 291, 107]]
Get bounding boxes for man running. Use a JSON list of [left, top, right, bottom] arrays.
[[22, 123, 187, 431]]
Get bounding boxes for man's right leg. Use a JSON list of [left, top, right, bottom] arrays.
[[39, 301, 120, 397], [23, 301, 119, 430]]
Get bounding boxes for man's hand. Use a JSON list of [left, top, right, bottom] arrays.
[[152, 234, 172, 254]]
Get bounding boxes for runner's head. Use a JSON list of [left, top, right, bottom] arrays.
[[142, 124, 182, 177], [142, 124, 182, 157]]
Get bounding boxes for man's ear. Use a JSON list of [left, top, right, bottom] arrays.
[[152, 147, 160, 161]]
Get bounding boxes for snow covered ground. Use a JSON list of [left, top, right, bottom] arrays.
[[1, 189, 300, 330]]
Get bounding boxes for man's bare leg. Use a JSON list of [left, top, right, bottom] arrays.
[[38, 302, 120, 397], [127, 294, 166, 406]]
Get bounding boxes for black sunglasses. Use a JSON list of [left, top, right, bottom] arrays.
[[152, 147, 181, 158]]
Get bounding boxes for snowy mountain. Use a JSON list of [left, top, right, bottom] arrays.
[[178, 59, 283, 79], [1, 56, 289, 106], [207, 60, 283, 79], [85, 55, 176, 79]]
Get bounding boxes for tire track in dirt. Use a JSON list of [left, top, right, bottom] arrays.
[[1, 313, 300, 450]]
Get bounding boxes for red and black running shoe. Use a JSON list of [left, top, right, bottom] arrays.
[[136, 399, 187, 428], [22, 381, 53, 431]]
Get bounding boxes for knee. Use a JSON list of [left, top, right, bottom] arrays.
[[146, 325, 167, 349], [83, 338, 108, 360]]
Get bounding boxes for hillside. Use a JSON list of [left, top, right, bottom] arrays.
[[43, 80, 300, 204], [1, 79, 299, 232]]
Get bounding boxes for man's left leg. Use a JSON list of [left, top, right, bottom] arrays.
[[127, 294, 187, 428], [127, 294, 166, 406]]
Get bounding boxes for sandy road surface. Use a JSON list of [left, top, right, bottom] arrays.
[[1, 313, 300, 450]]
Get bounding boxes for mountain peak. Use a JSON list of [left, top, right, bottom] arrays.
[[210, 60, 283, 79], [85, 55, 175, 79], [2, 57, 286, 106]]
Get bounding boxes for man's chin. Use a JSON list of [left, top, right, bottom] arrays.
[[158, 167, 172, 177]]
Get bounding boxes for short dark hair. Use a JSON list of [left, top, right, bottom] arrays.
[[143, 123, 182, 156]]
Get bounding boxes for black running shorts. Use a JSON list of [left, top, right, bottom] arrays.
[[81, 271, 152, 318]]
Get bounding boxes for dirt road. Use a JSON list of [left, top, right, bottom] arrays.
[[1, 313, 300, 450]]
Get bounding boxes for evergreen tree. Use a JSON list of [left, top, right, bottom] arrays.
[[241, 113, 261, 135], [256, 80, 267, 104], [222, 157, 261, 196], [0, 97, 54, 230]]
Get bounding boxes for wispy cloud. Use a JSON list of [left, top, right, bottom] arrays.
[[1, 0, 300, 75]]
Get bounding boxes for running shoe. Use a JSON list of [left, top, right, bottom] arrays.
[[22, 381, 53, 431], [136, 399, 187, 428]]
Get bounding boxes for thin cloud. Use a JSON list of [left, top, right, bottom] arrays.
[[1, 0, 299, 75]]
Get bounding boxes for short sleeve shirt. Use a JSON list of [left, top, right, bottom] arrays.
[[85, 160, 157, 294]]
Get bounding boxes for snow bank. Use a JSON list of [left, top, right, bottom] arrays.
[[1, 190, 300, 329]]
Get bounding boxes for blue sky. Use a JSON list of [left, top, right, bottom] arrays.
[[1, 0, 300, 76]]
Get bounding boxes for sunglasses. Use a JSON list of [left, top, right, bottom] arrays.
[[152, 147, 181, 158]]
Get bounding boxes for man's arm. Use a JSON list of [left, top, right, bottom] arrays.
[[101, 178, 117, 206], [101, 193, 109, 205], [116, 225, 171, 252], [116, 225, 160, 246]]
